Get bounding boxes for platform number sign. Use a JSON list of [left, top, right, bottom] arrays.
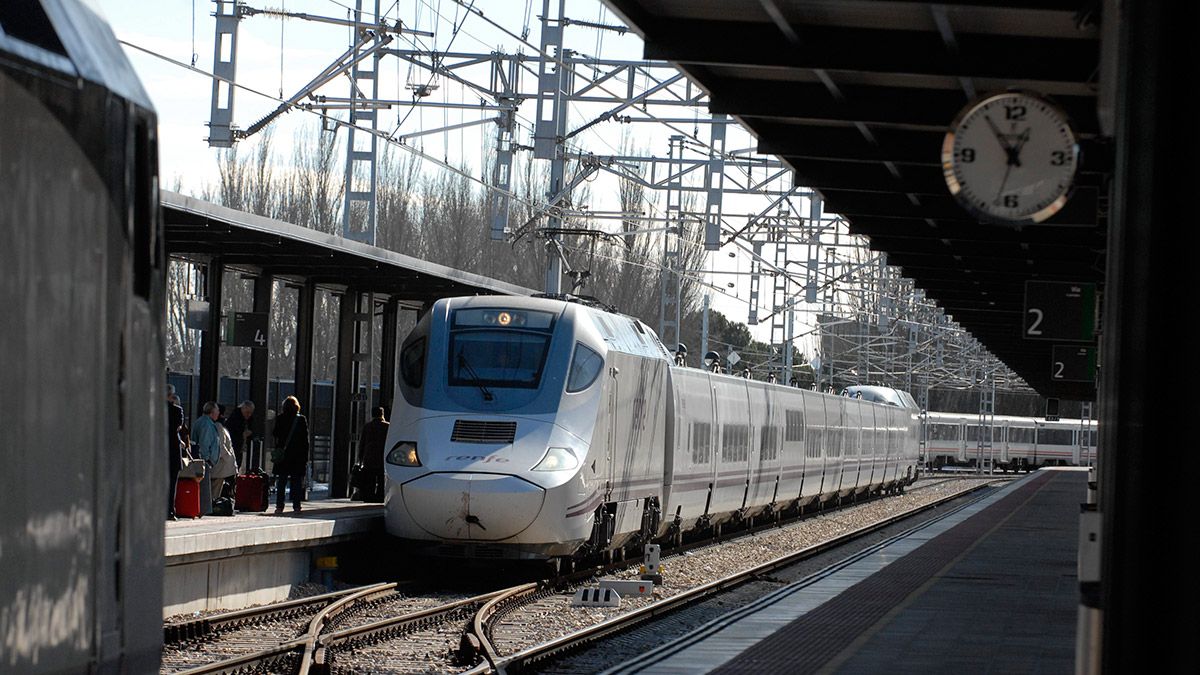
[[227, 311, 269, 348], [1051, 346, 1096, 382], [1023, 281, 1096, 341]]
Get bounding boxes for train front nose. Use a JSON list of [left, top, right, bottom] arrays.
[[400, 473, 545, 540]]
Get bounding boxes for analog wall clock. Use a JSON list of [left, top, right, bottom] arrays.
[[942, 91, 1079, 225]]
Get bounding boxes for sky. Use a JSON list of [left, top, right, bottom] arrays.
[[93, 0, 839, 353]]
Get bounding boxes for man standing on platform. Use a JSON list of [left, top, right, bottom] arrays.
[[224, 400, 255, 468], [192, 401, 222, 469], [357, 407, 389, 502]]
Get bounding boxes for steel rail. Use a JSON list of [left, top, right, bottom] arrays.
[[171, 583, 397, 675], [480, 481, 1003, 673], [162, 584, 383, 644]]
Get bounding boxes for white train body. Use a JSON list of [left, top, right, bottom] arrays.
[[384, 296, 920, 561], [924, 410, 1098, 470]]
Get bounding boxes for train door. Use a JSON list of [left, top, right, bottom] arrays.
[[883, 403, 892, 482], [749, 382, 781, 514], [782, 392, 806, 507], [799, 390, 823, 505], [828, 397, 846, 498], [848, 399, 865, 493], [810, 393, 830, 501], [713, 377, 750, 522], [863, 403, 879, 489]]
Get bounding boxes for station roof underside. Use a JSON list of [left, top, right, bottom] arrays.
[[604, 0, 1106, 401], [162, 191, 534, 304]]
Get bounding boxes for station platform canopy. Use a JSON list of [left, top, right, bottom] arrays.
[[603, 0, 1108, 401], [162, 190, 533, 303]]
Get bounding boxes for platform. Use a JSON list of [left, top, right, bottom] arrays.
[[606, 468, 1085, 674], [163, 499, 384, 618]]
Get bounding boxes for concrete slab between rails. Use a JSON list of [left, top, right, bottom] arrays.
[[163, 499, 384, 618]]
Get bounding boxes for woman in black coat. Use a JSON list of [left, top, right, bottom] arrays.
[[272, 395, 309, 513]]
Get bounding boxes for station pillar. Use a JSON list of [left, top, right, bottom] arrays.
[[332, 289, 372, 498], [293, 280, 316, 426], [248, 272, 272, 441], [379, 297, 399, 415], [196, 256, 224, 416]]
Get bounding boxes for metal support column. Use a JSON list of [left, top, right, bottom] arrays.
[[703, 114, 727, 250], [378, 298, 399, 414], [293, 281, 316, 419], [207, 1, 241, 147], [197, 257, 224, 414], [342, 0, 382, 244], [977, 373, 994, 473], [332, 290, 373, 498], [248, 273, 272, 441], [533, 0, 569, 293], [658, 135, 685, 350], [489, 56, 520, 240]]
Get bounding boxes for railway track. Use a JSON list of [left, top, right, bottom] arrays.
[[160, 476, 1003, 674]]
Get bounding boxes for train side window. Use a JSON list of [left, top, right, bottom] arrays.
[[929, 423, 961, 441], [566, 343, 603, 392], [691, 422, 711, 464], [806, 429, 822, 458], [400, 337, 426, 388], [721, 424, 748, 462], [760, 426, 778, 460], [785, 409, 804, 442]]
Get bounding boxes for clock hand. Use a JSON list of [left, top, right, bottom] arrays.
[[1008, 128, 1031, 168], [994, 162, 1014, 206], [983, 114, 1012, 155]]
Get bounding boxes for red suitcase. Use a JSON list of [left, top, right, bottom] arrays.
[[236, 440, 270, 512], [175, 478, 202, 518], [235, 472, 269, 512]]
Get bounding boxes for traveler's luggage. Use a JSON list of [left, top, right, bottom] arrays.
[[175, 478, 202, 518], [235, 440, 270, 512], [200, 474, 213, 516], [212, 497, 235, 517], [349, 462, 365, 501], [236, 472, 269, 512]]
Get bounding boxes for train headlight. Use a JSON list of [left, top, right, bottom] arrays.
[[386, 441, 421, 467], [532, 447, 578, 472]]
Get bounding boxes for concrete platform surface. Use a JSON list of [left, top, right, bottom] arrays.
[[606, 468, 1085, 674], [163, 499, 385, 617]]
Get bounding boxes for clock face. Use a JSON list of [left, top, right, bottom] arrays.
[[942, 92, 1079, 224]]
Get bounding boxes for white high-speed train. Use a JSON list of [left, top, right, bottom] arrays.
[[383, 295, 920, 563]]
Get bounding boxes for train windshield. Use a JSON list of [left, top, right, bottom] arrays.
[[448, 308, 556, 389]]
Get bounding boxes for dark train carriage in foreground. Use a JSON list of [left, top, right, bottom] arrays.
[[1, 1, 165, 671]]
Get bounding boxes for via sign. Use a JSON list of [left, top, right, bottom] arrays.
[[1024, 281, 1096, 342], [1051, 345, 1096, 382], [227, 311, 269, 348]]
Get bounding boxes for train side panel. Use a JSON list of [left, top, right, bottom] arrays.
[[664, 367, 718, 530]]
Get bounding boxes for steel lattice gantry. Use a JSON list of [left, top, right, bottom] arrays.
[[603, 0, 1107, 401]]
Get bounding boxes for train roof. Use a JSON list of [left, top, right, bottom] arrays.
[[843, 385, 919, 409], [925, 410, 1096, 427], [437, 295, 673, 361]]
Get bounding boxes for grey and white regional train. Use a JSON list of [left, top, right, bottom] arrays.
[[384, 296, 920, 563], [924, 410, 1098, 471]]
